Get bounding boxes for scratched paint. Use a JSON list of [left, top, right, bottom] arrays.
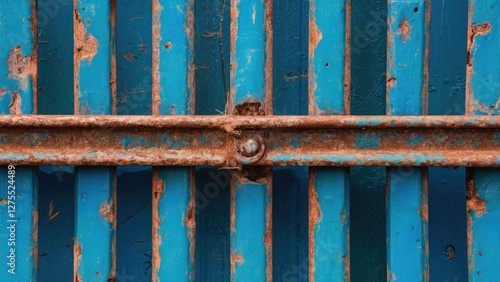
[[386, 0, 430, 280], [308, 0, 350, 280], [0, 1, 37, 281], [466, 1, 500, 280], [73, 1, 116, 281]]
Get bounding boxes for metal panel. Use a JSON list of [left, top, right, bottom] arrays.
[[308, 0, 350, 280], [0, 1, 37, 281], [73, 1, 117, 281], [466, 1, 500, 280], [386, 0, 430, 280], [151, 0, 196, 280], [229, 0, 273, 279]]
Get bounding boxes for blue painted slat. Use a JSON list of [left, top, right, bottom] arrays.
[[152, 0, 196, 280], [386, 1, 430, 280], [309, 0, 350, 280], [466, 2, 500, 280], [74, 1, 116, 281], [0, 1, 37, 281], [229, 0, 272, 279]]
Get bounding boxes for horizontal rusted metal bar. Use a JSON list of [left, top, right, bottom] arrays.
[[1, 115, 500, 167]]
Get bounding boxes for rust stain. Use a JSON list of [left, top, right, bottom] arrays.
[[74, 4, 99, 115], [466, 173, 487, 216], [0, 198, 7, 205], [99, 201, 115, 224], [228, 0, 240, 113], [9, 92, 21, 115], [74, 241, 82, 282], [109, 236, 116, 281], [7, 46, 36, 92], [264, 0, 273, 114], [48, 201, 60, 221], [151, 169, 164, 282], [110, 0, 117, 115], [422, 0, 431, 114], [230, 254, 244, 273], [466, 22, 492, 114], [185, 0, 196, 114], [343, 0, 352, 115], [151, 0, 162, 116], [264, 177, 272, 282], [308, 168, 320, 282], [31, 209, 38, 270], [185, 169, 196, 280], [232, 101, 265, 116], [397, 19, 412, 41], [308, 5, 323, 115], [230, 175, 238, 233], [29, 0, 38, 114]]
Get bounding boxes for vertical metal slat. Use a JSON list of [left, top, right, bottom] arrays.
[[466, 1, 500, 280], [151, 0, 196, 280], [229, 0, 273, 280], [73, 1, 117, 281], [308, 0, 351, 280], [0, 1, 38, 281], [386, 0, 430, 280]]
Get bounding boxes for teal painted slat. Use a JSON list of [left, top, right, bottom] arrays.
[[309, 0, 350, 280], [74, 1, 116, 281], [309, 168, 349, 281], [230, 177, 272, 281], [152, 0, 196, 280], [386, 1, 430, 281], [466, 2, 500, 280], [0, 1, 37, 281], [229, 0, 272, 279]]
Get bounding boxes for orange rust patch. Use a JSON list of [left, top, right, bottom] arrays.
[[185, 169, 196, 279], [308, 169, 321, 282], [0, 198, 7, 205], [466, 175, 487, 216], [308, 7, 323, 115], [233, 101, 265, 116], [230, 254, 244, 273], [343, 0, 352, 115], [151, 0, 162, 116], [398, 19, 411, 41], [228, 0, 240, 113], [99, 201, 115, 224], [109, 236, 116, 281], [151, 169, 165, 281], [74, 241, 82, 282], [9, 92, 21, 115], [7, 46, 35, 91], [264, 0, 273, 114], [48, 201, 60, 221]]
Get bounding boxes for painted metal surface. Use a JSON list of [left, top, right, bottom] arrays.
[[386, 0, 430, 280], [466, 1, 500, 280], [151, 0, 196, 280], [73, 1, 116, 281], [0, 1, 37, 281], [229, 0, 272, 279], [308, 0, 350, 280]]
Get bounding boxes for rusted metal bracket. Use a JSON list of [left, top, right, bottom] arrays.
[[1, 115, 499, 167]]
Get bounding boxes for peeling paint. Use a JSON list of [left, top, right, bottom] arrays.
[[7, 46, 35, 91], [151, 169, 164, 281], [466, 175, 487, 216]]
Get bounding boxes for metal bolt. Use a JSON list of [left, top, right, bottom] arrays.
[[239, 138, 261, 157]]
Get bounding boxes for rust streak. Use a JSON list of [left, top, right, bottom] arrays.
[[264, 177, 272, 282], [343, 0, 352, 115], [151, 169, 164, 282], [74, 241, 82, 282], [31, 209, 38, 270], [110, 0, 117, 115], [185, 0, 196, 114], [9, 92, 21, 115], [264, 0, 273, 114], [308, 4, 323, 115], [308, 168, 320, 282], [185, 169, 196, 280], [30, 0, 38, 113], [228, 0, 240, 113], [151, 0, 162, 116]]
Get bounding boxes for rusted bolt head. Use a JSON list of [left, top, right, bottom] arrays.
[[239, 139, 261, 157]]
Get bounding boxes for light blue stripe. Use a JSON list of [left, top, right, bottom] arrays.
[[0, 2, 37, 281], [231, 181, 270, 281], [386, 0, 429, 280], [312, 168, 349, 281], [74, 1, 116, 281], [467, 2, 500, 280]]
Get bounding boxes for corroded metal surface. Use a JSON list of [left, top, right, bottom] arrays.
[[0, 116, 500, 167]]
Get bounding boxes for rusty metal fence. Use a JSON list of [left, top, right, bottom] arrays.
[[0, 0, 499, 281]]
